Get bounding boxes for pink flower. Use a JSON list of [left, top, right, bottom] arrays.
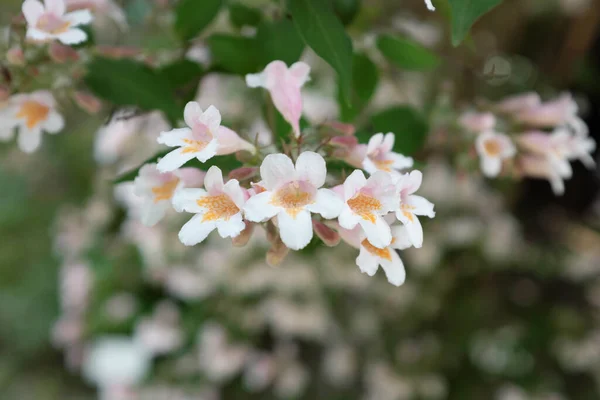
[[475, 131, 516, 177], [22, 0, 92, 45], [246, 61, 310, 137], [363, 133, 413, 175], [518, 130, 574, 179], [459, 112, 496, 133], [495, 92, 541, 114], [330, 136, 367, 169], [515, 93, 577, 128], [518, 155, 566, 195]]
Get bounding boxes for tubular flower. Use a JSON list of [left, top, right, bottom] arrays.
[[394, 171, 436, 248], [23, 0, 92, 45], [475, 131, 516, 177], [363, 133, 413, 175]]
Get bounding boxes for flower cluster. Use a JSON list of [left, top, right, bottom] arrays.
[[131, 60, 435, 286], [459, 92, 596, 195]]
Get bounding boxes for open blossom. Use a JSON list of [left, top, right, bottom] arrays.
[[475, 131, 516, 177], [244, 152, 343, 250], [173, 166, 247, 246], [22, 0, 92, 45], [156, 102, 254, 173], [394, 171, 435, 248], [363, 133, 414, 175], [133, 164, 205, 227], [0, 91, 64, 153], [515, 93, 579, 128], [246, 61, 310, 137], [518, 155, 567, 195], [338, 170, 398, 249]]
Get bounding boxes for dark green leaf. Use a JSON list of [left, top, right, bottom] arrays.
[[229, 2, 262, 28], [175, 0, 223, 41], [338, 52, 378, 122], [125, 0, 151, 26], [85, 57, 181, 124], [114, 152, 242, 184], [289, 0, 353, 102], [206, 34, 261, 75], [332, 0, 361, 26], [376, 34, 439, 71], [256, 19, 305, 67], [157, 60, 203, 89], [448, 0, 502, 46], [363, 106, 429, 155]]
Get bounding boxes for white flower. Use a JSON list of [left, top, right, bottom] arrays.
[[394, 170, 436, 248], [134, 302, 183, 356], [243, 152, 344, 250], [338, 170, 398, 249], [197, 323, 248, 382], [475, 131, 516, 177], [66, 0, 127, 30], [22, 0, 92, 45], [133, 163, 205, 227], [425, 0, 435, 11], [0, 91, 64, 153], [173, 166, 247, 246], [363, 133, 414, 175]]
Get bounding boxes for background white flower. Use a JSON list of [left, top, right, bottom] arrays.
[[23, 0, 92, 45]]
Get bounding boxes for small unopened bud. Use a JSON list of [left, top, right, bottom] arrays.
[[73, 91, 102, 114], [266, 237, 289, 267], [312, 220, 340, 247], [228, 167, 258, 181], [330, 135, 358, 148], [49, 43, 79, 63], [6, 47, 25, 66], [324, 121, 356, 136], [232, 221, 254, 247]]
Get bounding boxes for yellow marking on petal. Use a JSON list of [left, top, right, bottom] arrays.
[[197, 194, 239, 222], [37, 14, 71, 34], [400, 203, 415, 223], [270, 181, 314, 219], [16, 100, 50, 129], [347, 192, 381, 223], [361, 239, 392, 261], [483, 139, 502, 156], [151, 178, 179, 203], [181, 138, 209, 154], [373, 159, 394, 172]]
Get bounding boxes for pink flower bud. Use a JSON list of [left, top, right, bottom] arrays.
[[232, 221, 254, 247], [324, 121, 356, 136], [313, 220, 340, 247], [515, 94, 576, 128], [458, 112, 496, 133], [495, 92, 541, 114], [49, 43, 79, 63], [228, 167, 258, 181], [266, 237, 289, 267], [6, 47, 25, 66], [73, 91, 102, 114]]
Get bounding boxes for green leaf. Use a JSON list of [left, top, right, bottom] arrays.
[[114, 152, 242, 184], [206, 34, 261, 75], [125, 0, 151, 26], [448, 0, 503, 46], [376, 35, 439, 71], [289, 0, 353, 102], [338, 52, 378, 122], [157, 60, 203, 89], [332, 0, 361, 26], [229, 2, 262, 28], [85, 57, 181, 124], [175, 0, 223, 41], [363, 106, 429, 155], [256, 19, 305, 67]]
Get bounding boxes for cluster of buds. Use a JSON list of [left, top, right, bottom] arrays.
[[132, 60, 436, 287], [459, 92, 596, 195]]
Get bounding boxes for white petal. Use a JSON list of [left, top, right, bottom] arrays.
[[0, 126, 15, 141], [194, 139, 218, 163], [216, 212, 245, 238], [295, 151, 326, 188], [260, 153, 295, 190], [404, 170, 422, 194], [156, 149, 196, 173], [222, 180, 246, 209], [480, 156, 502, 177], [359, 216, 392, 249], [172, 188, 207, 213], [43, 111, 64, 133], [203, 166, 224, 194], [184, 102, 202, 127], [22, 0, 44, 26], [343, 169, 367, 200], [403, 215, 423, 248], [45, 0, 66, 15], [18, 129, 42, 153], [390, 225, 412, 250], [200, 105, 221, 133], [157, 128, 192, 147], [278, 209, 313, 250], [338, 206, 360, 229], [215, 126, 255, 155], [289, 62, 311, 87], [245, 70, 268, 89], [356, 247, 379, 276], [367, 133, 384, 155], [382, 133, 395, 152], [408, 195, 435, 218], [306, 188, 343, 219], [380, 251, 406, 286], [389, 153, 414, 170], [64, 9, 92, 26], [140, 200, 169, 227], [178, 214, 216, 246], [243, 191, 280, 222], [57, 28, 87, 45], [27, 28, 51, 41]]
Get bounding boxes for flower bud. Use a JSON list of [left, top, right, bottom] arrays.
[[313, 220, 340, 247], [228, 167, 258, 181], [49, 43, 79, 63], [458, 112, 496, 133], [6, 47, 25, 66], [266, 237, 289, 267], [232, 221, 254, 247], [324, 121, 356, 136], [73, 91, 102, 114]]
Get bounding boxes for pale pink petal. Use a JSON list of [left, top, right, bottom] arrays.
[[381, 133, 395, 153], [177, 168, 205, 187], [295, 151, 326, 188], [338, 206, 360, 230], [495, 92, 541, 114], [216, 212, 245, 238], [389, 153, 414, 170], [390, 225, 412, 250], [45, 0, 66, 15], [343, 169, 367, 200], [306, 188, 344, 219], [57, 28, 87, 45], [403, 215, 423, 248], [222, 179, 246, 209], [194, 139, 218, 163], [356, 247, 379, 276], [179, 214, 216, 246], [366, 133, 384, 155], [270, 78, 302, 137], [64, 9, 92, 25], [141, 200, 169, 226], [43, 111, 64, 133], [158, 128, 192, 147], [27, 28, 51, 42], [172, 188, 206, 213], [402, 170, 422, 195], [278, 209, 313, 250], [480, 155, 502, 177], [243, 191, 280, 222], [289, 62, 311, 87], [260, 153, 295, 190], [22, 0, 45, 26], [156, 148, 196, 172], [215, 126, 255, 155], [18, 128, 42, 153], [200, 105, 221, 133], [0, 126, 15, 141], [335, 224, 362, 248], [407, 195, 435, 218], [245, 70, 268, 89], [359, 217, 392, 249], [379, 252, 406, 286], [184, 102, 202, 128], [264, 61, 288, 89], [203, 166, 224, 194]]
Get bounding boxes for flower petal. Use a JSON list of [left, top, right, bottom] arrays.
[[141, 200, 169, 227], [184, 101, 202, 127], [26, 28, 51, 42], [64, 9, 92, 26], [157, 128, 192, 147], [57, 28, 87, 45], [381, 133, 395, 153], [200, 105, 221, 133], [359, 216, 392, 249], [338, 206, 360, 230], [0, 126, 15, 141], [44, 111, 64, 133], [178, 214, 216, 246], [356, 247, 379, 276], [18, 128, 42, 153], [194, 139, 218, 163], [45, 0, 66, 15], [306, 188, 343, 219], [480, 155, 502, 177], [156, 148, 196, 173], [172, 188, 207, 213], [277, 209, 313, 250], [222, 179, 246, 209], [260, 153, 295, 190], [379, 251, 406, 286], [215, 126, 255, 155], [390, 224, 412, 250], [367, 133, 384, 155], [245, 70, 268, 89], [203, 166, 224, 194], [403, 215, 423, 248], [216, 212, 245, 238], [343, 169, 367, 200], [243, 191, 280, 222], [295, 151, 326, 188], [408, 195, 435, 218], [289, 62, 311, 87], [22, 0, 44, 26]]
